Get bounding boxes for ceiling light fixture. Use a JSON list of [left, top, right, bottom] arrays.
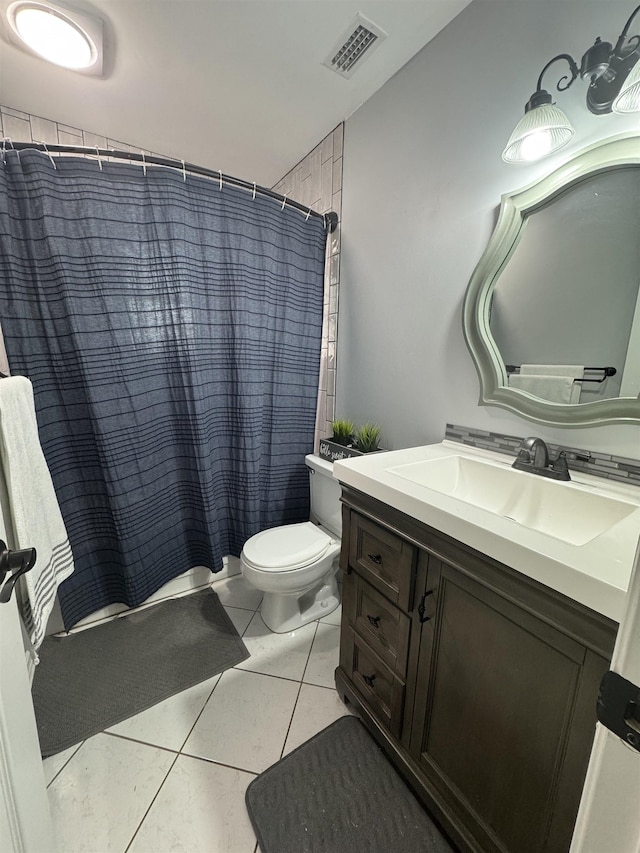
[[503, 3, 640, 164], [5, 0, 102, 72]]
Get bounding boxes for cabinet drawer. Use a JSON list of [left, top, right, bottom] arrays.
[[349, 513, 415, 611], [345, 573, 411, 677], [341, 625, 405, 737]]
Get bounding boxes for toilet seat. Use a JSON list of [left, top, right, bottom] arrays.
[[242, 522, 333, 572]]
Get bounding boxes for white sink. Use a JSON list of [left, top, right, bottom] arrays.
[[387, 455, 637, 546], [333, 441, 640, 621]]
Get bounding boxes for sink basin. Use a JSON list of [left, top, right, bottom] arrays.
[[387, 455, 637, 546]]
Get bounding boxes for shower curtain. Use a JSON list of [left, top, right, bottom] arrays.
[[0, 150, 327, 629]]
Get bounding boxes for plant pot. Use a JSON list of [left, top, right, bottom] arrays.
[[318, 439, 364, 463]]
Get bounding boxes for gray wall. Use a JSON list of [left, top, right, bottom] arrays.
[[337, 0, 640, 458]]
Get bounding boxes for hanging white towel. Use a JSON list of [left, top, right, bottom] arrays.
[[509, 373, 576, 404], [0, 376, 74, 651], [518, 364, 584, 403]]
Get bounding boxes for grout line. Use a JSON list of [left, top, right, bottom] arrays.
[[123, 750, 181, 853], [103, 730, 181, 756], [177, 751, 260, 777], [278, 621, 320, 759], [43, 740, 84, 788], [177, 674, 225, 753]]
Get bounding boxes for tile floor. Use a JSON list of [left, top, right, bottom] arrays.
[[43, 573, 352, 853]]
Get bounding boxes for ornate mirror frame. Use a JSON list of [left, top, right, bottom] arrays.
[[463, 134, 640, 427]]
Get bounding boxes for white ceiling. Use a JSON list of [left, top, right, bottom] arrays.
[[0, 0, 471, 187]]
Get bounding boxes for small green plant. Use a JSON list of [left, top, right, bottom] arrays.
[[331, 419, 355, 446], [353, 422, 382, 453]]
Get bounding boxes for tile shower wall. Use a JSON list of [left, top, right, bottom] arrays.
[[0, 104, 156, 155], [272, 124, 343, 450], [1, 104, 343, 449], [445, 424, 640, 487]]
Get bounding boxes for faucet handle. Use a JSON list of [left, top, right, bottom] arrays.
[[551, 450, 571, 480]]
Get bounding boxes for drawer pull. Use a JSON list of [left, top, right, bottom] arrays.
[[368, 553, 383, 564], [363, 673, 377, 687], [418, 589, 434, 623], [367, 614, 381, 629]]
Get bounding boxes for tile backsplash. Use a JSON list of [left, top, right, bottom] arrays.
[[445, 424, 640, 487]]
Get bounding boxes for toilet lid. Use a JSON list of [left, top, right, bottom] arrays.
[[243, 522, 333, 571]]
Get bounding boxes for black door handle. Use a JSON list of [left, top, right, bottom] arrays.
[[0, 540, 37, 604], [418, 589, 434, 623]]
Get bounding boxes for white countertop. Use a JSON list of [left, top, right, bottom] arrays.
[[333, 441, 640, 623]]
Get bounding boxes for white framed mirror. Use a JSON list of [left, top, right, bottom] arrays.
[[463, 134, 640, 427]]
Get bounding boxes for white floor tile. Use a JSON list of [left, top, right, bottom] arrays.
[[212, 575, 263, 610], [48, 732, 174, 853], [320, 602, 342, 626], [283, 683, 353, 756], [235, 612, 317, 681], [106, 675, 221, 752], [183, 669, 299, 773], [303, 622, 340, 688], [128, 754, 256, 853], [224, 605, 255, 637], [42, 742, 84, 786]]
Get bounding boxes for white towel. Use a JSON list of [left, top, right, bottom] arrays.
[[0, 376, 74, 650], [519, 364, 584, 404], [509, 373, 576, 404]]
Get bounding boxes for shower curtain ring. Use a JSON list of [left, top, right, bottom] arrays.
[[181, 160, 186, 182], [305, 208, 311, 221], [281, 195, 287, 211], [141, 151, 147, 177], [95, 147, 103, 171], [252, 182, 256, 200], [39, 141, 56, 170], [219, 170, 223, 190]]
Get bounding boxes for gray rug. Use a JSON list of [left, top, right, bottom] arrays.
[[33, 588, 249, 757], [245, 716, 455, 853]]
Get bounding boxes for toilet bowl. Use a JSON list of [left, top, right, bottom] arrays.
[[240, 454, 342, 633]]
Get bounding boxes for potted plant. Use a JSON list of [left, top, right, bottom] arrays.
[[353, 422, 382, 454], [319, 419, 383, 462], [330, 419, 355, 447]]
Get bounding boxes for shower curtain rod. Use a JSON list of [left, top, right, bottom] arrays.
[[3, 141, 339, 233]]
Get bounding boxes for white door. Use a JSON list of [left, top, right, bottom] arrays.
[[571, 538, 640, 853], [0, 521, 54, 852]]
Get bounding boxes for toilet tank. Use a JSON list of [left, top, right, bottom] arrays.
[[305, 454, 342, 537]]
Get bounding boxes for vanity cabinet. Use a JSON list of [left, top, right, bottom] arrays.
[[335, 486, 617, 853]]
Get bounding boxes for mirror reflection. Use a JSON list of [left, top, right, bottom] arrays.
[[488, 167, 640, 405]]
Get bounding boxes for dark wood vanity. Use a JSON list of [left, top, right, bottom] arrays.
[[335, 485, 618, 853]]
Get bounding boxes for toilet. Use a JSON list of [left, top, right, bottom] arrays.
[[240, 454, 342, 633]]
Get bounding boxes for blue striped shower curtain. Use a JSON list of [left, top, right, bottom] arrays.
[[0, 151, 326, 629]]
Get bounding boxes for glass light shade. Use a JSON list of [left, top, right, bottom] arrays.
[[8, 3, 96, 69], [502, 103, 575, 164], [612, 58, 640, 113]]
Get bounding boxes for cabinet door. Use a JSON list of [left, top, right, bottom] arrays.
[[410, 558, 609, 853]]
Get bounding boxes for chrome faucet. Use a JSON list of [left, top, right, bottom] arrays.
[[512, 437, 571, 481]]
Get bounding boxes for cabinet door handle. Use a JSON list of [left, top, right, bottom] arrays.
[[367, 614, 381, 629], [363, 673, 377, 687], [418, 589, 434, 623], [367, 553, 382, 564]]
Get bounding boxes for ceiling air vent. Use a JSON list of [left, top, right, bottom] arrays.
[[323, 14, 387, 79]]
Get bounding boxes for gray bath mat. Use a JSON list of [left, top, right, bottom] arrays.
[[245, 715, 455, 853], [33, 588, 249, 757]]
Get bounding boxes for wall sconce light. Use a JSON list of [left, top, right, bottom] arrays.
[[503, 3, 640, 163]]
